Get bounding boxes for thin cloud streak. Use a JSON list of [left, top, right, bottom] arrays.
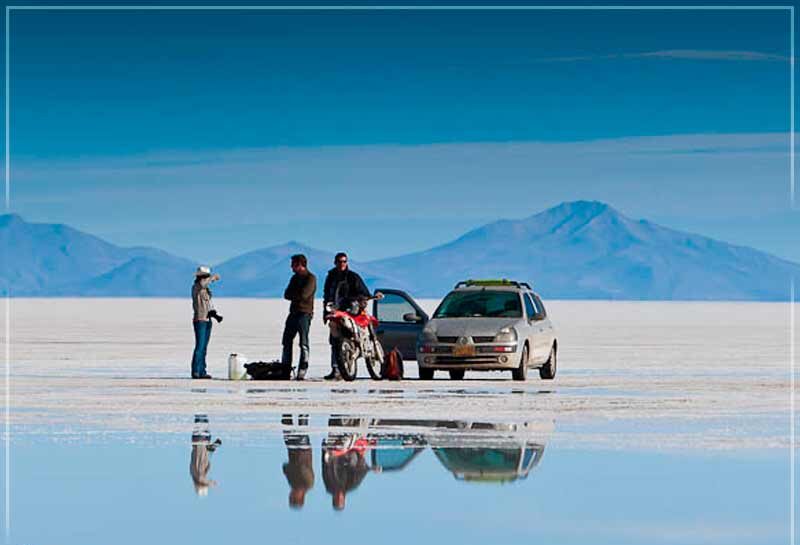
[[536, 49, 789, 63]]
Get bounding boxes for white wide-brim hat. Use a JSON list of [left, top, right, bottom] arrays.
[[195, 265, 212, 277]]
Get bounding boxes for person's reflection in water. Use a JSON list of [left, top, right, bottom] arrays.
[[322, 417, 370, 511], [282, 414, 315, 509], [190, 414, 222, 496]]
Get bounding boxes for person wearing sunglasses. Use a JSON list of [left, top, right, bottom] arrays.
[[322, 252, 370, 380]]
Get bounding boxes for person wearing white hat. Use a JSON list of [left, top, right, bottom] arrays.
[[191, 266, 220, 379]]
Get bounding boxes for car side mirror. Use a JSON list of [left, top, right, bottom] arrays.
[[403, 312, 422, 323]]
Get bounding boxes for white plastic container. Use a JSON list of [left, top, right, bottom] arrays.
[[228, 353, 249, 380]]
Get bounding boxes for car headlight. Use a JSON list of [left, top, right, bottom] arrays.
[[495, 326, 517, 343], [421, 328, 437, 342]]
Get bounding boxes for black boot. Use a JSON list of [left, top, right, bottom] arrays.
[[323, 368, 341, 381]]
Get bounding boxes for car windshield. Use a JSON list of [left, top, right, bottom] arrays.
[[433, 290, 522, 318]]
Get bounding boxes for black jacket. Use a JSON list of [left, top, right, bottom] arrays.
[[322, 448, 368, 497], [323, 268, 370, 307]]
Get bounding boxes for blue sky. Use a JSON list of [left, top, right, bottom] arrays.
[[4, 6, 798, 263]]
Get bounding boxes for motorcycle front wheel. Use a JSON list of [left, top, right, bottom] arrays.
[[336, 339, 358, 381]]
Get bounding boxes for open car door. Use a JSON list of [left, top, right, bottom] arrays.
[[370, 437, 426, 472], [372, 289, 428, 360]]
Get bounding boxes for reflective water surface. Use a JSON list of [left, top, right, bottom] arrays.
[[6, 413, 789, 545], [4, 300, 794, 544]]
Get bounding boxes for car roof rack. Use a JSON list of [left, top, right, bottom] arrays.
[[454, 279, 533, 290]]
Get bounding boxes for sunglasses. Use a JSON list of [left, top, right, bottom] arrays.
[[336, 259, 348, 264]]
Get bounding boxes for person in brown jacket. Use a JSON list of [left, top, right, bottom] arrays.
[[281, 254, 317, 380]]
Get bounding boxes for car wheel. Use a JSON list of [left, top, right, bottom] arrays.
[[512, 343, 529, 381], [418, 367, 434, 380], [539, 345, 557, 380], [449, 369, 465, 380]]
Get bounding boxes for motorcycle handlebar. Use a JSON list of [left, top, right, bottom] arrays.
[[325, 293, 383, 318]]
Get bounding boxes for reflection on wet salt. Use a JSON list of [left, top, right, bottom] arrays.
[[281, 414, 314, 509], [11, 412, 788, 545], [368, 418, 549, 484], [417, 387, 556, 397], [365, 389, 406, 396], [273, 414, 553, 511], [322, 417, 373, 511], [244, 388, 310, 395], [218, 384, 560, 411], [190, 414, 222, 496]]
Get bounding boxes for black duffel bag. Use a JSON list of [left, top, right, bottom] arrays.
[[244, 360, 293, 380]]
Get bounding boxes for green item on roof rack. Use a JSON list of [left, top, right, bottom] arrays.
[[454, 279, 533, 290], [465, 279, 514, 286]]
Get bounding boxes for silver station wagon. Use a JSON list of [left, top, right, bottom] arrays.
[[373, 280, 558, 381]]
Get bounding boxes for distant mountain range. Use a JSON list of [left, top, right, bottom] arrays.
[[1, 201, 797, 300]]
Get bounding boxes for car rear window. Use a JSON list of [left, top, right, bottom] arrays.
[[433, 290, 522, 318]]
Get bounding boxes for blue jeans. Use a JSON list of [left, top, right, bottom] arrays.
[[282, 312, 311, 369], [191, 320, 212, 377]]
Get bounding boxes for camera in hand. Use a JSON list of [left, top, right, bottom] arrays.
[[207, 309, 224, 323]]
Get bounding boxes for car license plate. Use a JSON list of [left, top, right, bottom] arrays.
[[453, 344, 474, 357]]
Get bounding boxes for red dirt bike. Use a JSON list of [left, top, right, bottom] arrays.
[[325, 293, 385, 381]]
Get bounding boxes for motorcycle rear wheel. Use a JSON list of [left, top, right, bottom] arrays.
[[365, 339, 385, 380], [337, 339, 358, 381]]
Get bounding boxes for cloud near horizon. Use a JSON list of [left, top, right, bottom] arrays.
[[8, 132, 798, 264]]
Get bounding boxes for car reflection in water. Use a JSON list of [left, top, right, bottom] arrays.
[[190, 414, 222, 496], [281, 415, 552, 510], [369, 419, 549, 484], [427, 421, 546, 483]]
